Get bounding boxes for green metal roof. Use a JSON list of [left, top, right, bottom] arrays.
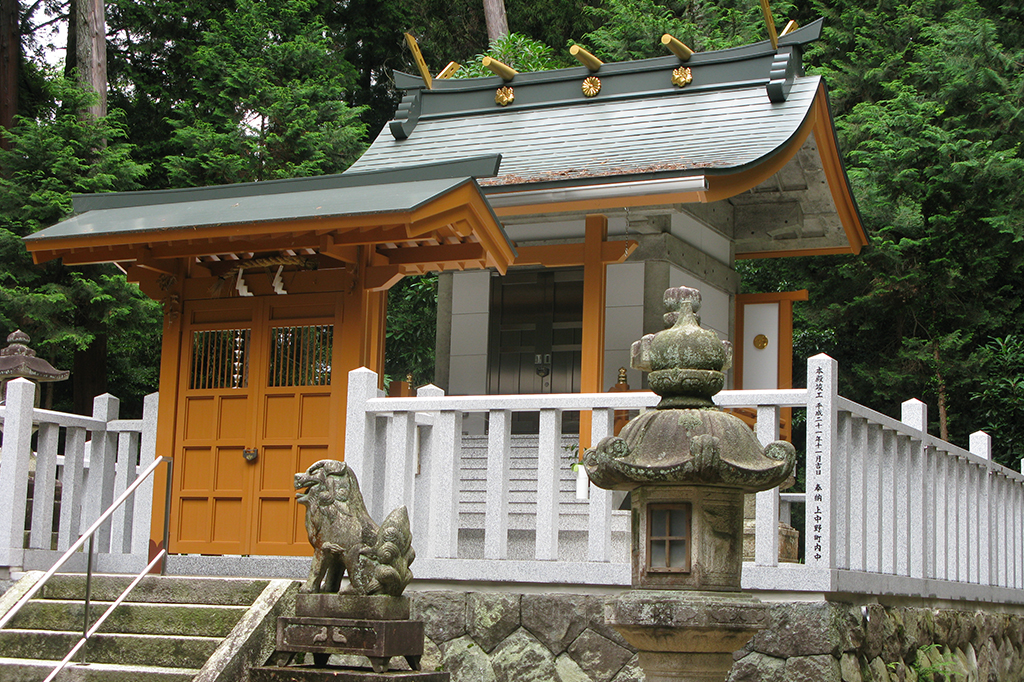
[[26, 156, 503, 244], [350, 22, 827, 188]]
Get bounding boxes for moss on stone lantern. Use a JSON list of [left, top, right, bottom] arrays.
[[584, 287, 796, 682]]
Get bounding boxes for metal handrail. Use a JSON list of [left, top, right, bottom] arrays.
[[0, 455, 173, 676]]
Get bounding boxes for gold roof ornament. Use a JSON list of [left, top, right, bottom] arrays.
[[582, 76, 602, 97], [661, 34, 693, 61], [495, 86, 515, 106], [759, 0, 779, 49], [403, 33, 433, 89], [570, 45, 603, 72], [780, 20, 799, 37], [671, 67, 692, 88], [483, 57, 518, 82], [436, 61, 461, 79]]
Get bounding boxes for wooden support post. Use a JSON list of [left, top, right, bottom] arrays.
[[149, 262, 184, 555], [579, 215, 608, 452]]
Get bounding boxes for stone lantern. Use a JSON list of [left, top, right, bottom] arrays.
[[583, 287, 795, 682], [0, 330, 69, 407]]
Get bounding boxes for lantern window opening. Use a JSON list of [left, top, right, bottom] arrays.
[[647, 502, 691, 573]]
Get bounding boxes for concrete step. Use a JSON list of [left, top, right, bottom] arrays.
[[38, 574, 270, 605], [8, 599, 248, 637], [0, 629, 222, 669], [0, 657, 199, 682]]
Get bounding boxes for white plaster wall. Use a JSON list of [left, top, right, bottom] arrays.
[[448, 270, 491, 396], [742, 302, 780, 390], [668, 266, 730, 340], [670, 212, 732, 265], [604, 262, 645, 390]]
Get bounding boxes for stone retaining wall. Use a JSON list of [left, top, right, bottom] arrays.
[[730, 601, 1024, 682], [405, 591, 1024, 682], [408, 591, 643, 682]]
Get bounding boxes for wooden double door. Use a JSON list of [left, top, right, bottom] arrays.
[[170, 294, 342, 556], [488, 268, 584, 433]]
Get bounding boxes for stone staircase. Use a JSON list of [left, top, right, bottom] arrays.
[[0, 573, 295, 682]]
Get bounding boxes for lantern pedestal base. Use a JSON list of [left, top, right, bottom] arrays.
[[606, 591, 768, 682]]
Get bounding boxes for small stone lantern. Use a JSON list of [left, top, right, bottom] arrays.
[[584, 287, 795, 682], [0, 330, 69, 406]]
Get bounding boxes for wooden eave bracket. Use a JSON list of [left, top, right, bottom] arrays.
[[364, 265, 404, 291], [319, 234, 360, 264]]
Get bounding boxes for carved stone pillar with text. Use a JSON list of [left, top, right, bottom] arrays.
[[584, 287, 795, 682]]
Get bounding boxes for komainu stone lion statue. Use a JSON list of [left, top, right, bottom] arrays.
[[294, 459, 415, 596]]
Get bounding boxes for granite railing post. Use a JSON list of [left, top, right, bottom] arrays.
[[587, 407, 614, 562], [82, 393, 119, 553], [970, 430, 993, 586], [754, 405, 781, 567], [345, 368, 382, 506], [485, 408, 511, 560], [0, 378, 36, 569], [57, 426, 88, 552], [805, 354, 838, 572], [901, 399, 929, 580], [130, 393, 160, 558], [29, 420, 60, 552]]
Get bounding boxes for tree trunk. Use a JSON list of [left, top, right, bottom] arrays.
[[933, 340, 948, 441], [73, 335, 107, 415], [65, 0, 77, 79], [483, 0, 509, 42], [0, 0, 17, 144], [75, 0, 106, 119]]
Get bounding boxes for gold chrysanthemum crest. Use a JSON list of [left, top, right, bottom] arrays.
[[672, 67, 693, 88], [495, 86, 515, 106], [582, 76, 602, 97]]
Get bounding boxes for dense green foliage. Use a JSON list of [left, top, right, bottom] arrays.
[[385, 274, 439, 388], [0, 75, 159, 414], [453, 32, 572, 78], [738, 0, 1024, 465]]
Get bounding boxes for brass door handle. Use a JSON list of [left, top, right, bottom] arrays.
[[244, 447, 259, 462]]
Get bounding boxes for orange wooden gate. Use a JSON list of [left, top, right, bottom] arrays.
[[170, 293, 342, 555]]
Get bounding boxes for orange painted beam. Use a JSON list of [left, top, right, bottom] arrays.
[[579, 214, 608, 452], [382, 242, 486, 266], [513, 240, 636, 267]]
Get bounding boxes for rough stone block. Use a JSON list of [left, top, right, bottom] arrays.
[[555, 652, 594, 682], [440, 635, 496, 682], [782, 654, 841, 682], [608, 654, 644, 682], [468, 593, 520, 653], [566, 629, 634, 682], [751, 603, 843, 658], [522, 594, 589, 656], [585, 597, 634, 652], [838, 652, 862, 682], [865, 656, 888, 682], [412, 592, 466, 644], [490, 628, 558, 682], [861, 604, 885, 661], [421, 637, 442, 673], [726, 651, 785, 682]]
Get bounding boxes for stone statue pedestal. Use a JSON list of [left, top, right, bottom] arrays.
[[254, 595, 448, 681], [606, 591, 769, 682]]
